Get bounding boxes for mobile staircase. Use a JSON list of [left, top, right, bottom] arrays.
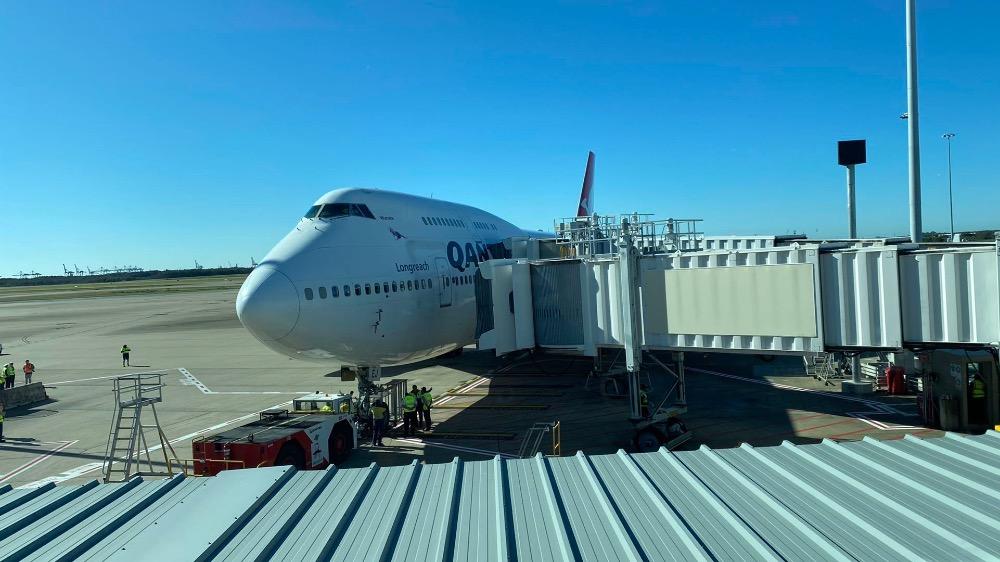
[[102, 373, 177, 483]]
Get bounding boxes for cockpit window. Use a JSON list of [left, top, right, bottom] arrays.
[[318, 203, 376, 220], [304, 205, 321, 219]]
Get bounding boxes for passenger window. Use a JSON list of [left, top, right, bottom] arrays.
[[383, 282, 389, 294], [318, 286, 327, 299], [374, 283, 381, 294], [344, 285, 350, 297], [428, 278, 433, 288], [365, 283, 372, 295], [332, 286, 339, 297], [392, 281, 398, 292], [304, 205, 321, 219], [354, 284, 361, 296], [304, 288, 314, 300], [407, 280, 413, 290], [419, 279, 425, 289]]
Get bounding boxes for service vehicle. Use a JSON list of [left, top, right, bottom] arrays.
[[192, 392, 357, 476]]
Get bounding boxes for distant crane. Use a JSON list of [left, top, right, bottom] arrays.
[[63, 264, 75, 277], [194, 260, 204, 270]]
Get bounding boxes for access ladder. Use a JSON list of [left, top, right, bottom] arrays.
[[102, 374, 177, 483]]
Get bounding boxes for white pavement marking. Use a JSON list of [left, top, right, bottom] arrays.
[[177, 367, 310, 396], [393, 437, 517, 459], [177, 367, 211, 394], [437, 375, 489, 406], [0, 440, 77, 484], [18, 462, 104, 488], [17, 401, 294, 488], [690, 367, 925, 431], [50, 371, 168, 385]]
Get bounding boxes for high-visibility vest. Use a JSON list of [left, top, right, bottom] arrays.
[[421, 392, 433, 410], [121, 346, 130, 354], [339, 401, 350, 413], [403, 394, 417, 412], [639, 390, 649, 406], [372, 405, 387, 420], [0, 414, 4, 423], [972, 379, 986, 399], [320, 404, 333, 413]]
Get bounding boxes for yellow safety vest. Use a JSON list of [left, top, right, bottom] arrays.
[[339, 401, 350, 413], [372, 405, 387, 420], [319, 404, 332, 413], [421, 392, 433, 410], [121, 347, 130, 354], [972, 379, 986, 399], [403, 394, 417, 412]]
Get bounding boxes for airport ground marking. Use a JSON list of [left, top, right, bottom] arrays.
[[177, 367, 311, 395], [50, 370, 168, 385], [393, 436, 517, 459], [0, 440, 77, 484], [18, 462, 105, 488], [689, 367, 925, 431]]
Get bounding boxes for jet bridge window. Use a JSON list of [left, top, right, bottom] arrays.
[[304, 205, 321, 219], [318, 203, 376, 220]]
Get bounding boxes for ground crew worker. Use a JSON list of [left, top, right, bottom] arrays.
[[0, 410, 5, 442], [970, 373, 987, 424], [3, 363, 14, 389], [120, 344, 131, 367], [371, 399, 389, 446], [22, 360, 34, 385], [403, 388, 419, 436], [320, 403, 333, 413], [0, 363, 7, 389], [420, 386, 433, 430], [339, 400, 350, 413]]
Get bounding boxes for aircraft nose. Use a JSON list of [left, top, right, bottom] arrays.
[[236, 266, 300, 341]]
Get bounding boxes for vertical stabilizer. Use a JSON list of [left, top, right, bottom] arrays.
[[577, 151, 595, 217]]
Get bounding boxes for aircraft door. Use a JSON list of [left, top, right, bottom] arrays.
[[435, 257, 452, 307]]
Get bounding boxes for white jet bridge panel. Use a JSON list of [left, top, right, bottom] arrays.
[[640, 247, 824, 353], [899, 248, 1000, 345], [820, 248, 903, 348]]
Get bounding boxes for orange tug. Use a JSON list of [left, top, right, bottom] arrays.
[[192, 393, 357, 476]]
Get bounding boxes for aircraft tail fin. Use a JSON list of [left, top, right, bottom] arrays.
[[576, 151, 595, 217]]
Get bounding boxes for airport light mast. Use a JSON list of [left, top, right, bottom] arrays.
[[943, 132, 956, 240], [905, 0, 923, 243]]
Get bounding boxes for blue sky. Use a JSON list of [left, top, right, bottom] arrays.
[[2, 1, 998, 275]]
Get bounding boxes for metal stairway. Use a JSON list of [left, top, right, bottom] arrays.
[[804, 353, 844, 386], [102, 373, 177, 483], [517, 421, 561, 458]]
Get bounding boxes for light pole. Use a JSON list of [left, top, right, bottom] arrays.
[[906, 0, 923, 243], [943, 133, 956, 240]]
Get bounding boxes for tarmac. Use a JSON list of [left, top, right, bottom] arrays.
[[0, 275, 940, 488]]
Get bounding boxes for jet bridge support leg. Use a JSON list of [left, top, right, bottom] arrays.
[[618, 219, 692, 451]]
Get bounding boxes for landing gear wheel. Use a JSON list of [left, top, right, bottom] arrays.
[[634, 429, 661, 453], [275, 442, 306, 469], [329, 424, 353, 465]]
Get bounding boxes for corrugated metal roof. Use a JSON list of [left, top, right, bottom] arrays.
[[2, 432, 999, 561]]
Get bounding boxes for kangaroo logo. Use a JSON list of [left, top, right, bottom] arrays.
[[389, 227, 406, 240]]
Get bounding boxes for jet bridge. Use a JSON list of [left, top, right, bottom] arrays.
[[478, 215, 1000, 447]]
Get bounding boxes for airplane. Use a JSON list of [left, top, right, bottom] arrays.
[[237, 152, 595, 369]]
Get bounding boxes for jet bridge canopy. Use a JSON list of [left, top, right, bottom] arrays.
[[478, 227, 1000, 356]]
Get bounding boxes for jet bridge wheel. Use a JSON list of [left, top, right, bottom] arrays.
[[634, 429, 661, 453]]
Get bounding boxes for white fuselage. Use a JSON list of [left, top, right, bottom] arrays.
[[237, 188, 534, 366]]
